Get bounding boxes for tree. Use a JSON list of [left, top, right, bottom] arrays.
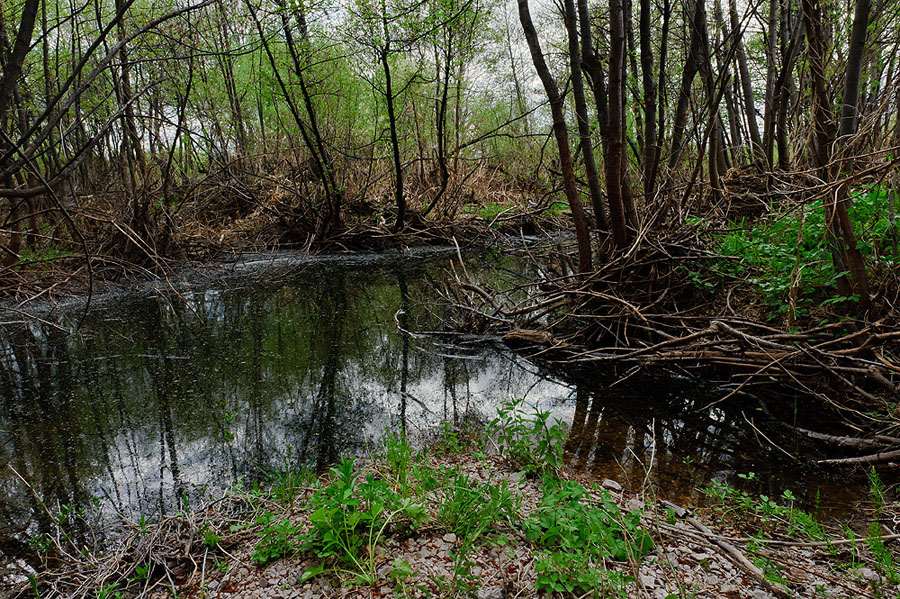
[[517, 0, 592, 272]]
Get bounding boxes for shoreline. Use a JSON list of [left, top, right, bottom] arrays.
[[12, 408, 898, 599]]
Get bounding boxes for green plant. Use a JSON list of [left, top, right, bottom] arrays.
[[201, 525, 222, 549], [525, 478, 653, 561], [535, 551, 631, 598], [747, 535, 789, 586], [865, 468, 900, 585], [129, 564, 149, 583], [433, 421, 465, 455], [252, 512, 303, 564], [489, 398, 567, 477], [435, 473, 519, 543], [96, 584, 124, 599], [382, 431, 413, 491], [709, 185, 897, 319], [137, 514, 151, 535], [301, 458, 426, 584]]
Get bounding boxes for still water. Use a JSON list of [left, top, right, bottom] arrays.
[[0, 246, 858, 562]]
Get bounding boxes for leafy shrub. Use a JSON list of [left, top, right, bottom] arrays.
[[707, 185, 896, 317], [525, 478, 653, 561]]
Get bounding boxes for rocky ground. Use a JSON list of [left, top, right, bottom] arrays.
[[127, 452, 895, 599]]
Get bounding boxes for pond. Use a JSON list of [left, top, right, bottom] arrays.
[[0, 245, 864, 568]]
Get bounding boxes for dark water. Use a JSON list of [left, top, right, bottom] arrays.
[[0, 246, 867, 567]]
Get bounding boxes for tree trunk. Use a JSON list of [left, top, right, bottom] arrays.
[[0, 0, 39, 125], [577, 0, 610, 228], [605, 0, 630, 247], [639, 0, 657, 195], [566, 0, 607, 231], [802, 0, 872, 314], [728, 0, 763, 162], [518, 0, 592, 271], [381, 48, 406, 232], [762, 0, 779, 167], [837, 0, 873, 143]]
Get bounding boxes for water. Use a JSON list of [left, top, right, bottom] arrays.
[[0, 245, 867, 568]]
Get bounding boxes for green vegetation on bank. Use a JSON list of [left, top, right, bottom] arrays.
[[243, 398, 652, 597], [21, 397, 900, 599], [703, 469, 900, 597], [688, 185, 898, 321]]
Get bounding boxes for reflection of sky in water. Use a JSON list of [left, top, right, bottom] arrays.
[[0, 247, 872, 569], [0, 249, 575, 547]]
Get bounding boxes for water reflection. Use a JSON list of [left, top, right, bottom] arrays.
[[0, 250, 572, 551], [0, 248, 862, 570]]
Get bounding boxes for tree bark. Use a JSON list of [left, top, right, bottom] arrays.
[[0, 0, 39, 126], [605, 0, 630, 247], [639, 0, 657, 195], [566, 0, 607, 231], [728, 0, 763, 162], [518, 0, 592, 271]]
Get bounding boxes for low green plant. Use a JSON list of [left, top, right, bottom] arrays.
[[706, 185, 896, 319], [865, 468, 900, 585], [747, 535, 789, 586], [545, 201, 569, 217], [489, 398, 567, 477], [96, 583, 124, 599], [17, 246, 71, 270], [535, 551, 630, 598], [252, 512, 303, 564], [382, 431, 413, 491], [525, 478, 653, 561], [435, 473, 519, 543], [301, 458, 426, 584], [704, 478, 826, 542], [433, 421, 465, 455], [201, 525, 222, 549]]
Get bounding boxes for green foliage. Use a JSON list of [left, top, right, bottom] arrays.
[[96, 584, 123, 599], [263, 465, 313, 505], [300, 458, 426, 583], [528, 479, 648, 598], [865, 469, 900, 585], [17, 246, 71, 270], [535, 551, 631, 598], [432, 421, 466, 455], [709, 186, 896, 318], [252, 512, 303, 564], [489, 398, 567, 477], [201, 525, 222, 549], [382, 431, 413, 490], [704, 478, 826, 541], [546, 201, 570, 217], [525, 478, 653, 561], [434, 472, 519, 543]]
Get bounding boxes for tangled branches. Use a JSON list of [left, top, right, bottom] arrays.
[[442, 221, 900, 465]]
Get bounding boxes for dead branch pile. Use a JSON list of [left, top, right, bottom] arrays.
[[441, 226, 900, 465], [20, 491, 270, 599]]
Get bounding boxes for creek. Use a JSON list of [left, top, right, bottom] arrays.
[[0, 245, 867, 565]]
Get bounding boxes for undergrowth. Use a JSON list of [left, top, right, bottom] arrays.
[[693, 184, 898, 320], [243, 398, 654, 595], [703, 468, 900, 597]]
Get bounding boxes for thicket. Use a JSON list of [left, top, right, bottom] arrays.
[[0, 0, 897, 301]]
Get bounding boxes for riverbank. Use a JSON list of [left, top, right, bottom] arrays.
[[14, 403, 899, 599]]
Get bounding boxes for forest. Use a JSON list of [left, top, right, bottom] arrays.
[[1, 0, 900, 595]]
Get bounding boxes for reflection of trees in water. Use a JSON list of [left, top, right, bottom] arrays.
[[564, 379, 744, 504], [0, 252, 566, 549]]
